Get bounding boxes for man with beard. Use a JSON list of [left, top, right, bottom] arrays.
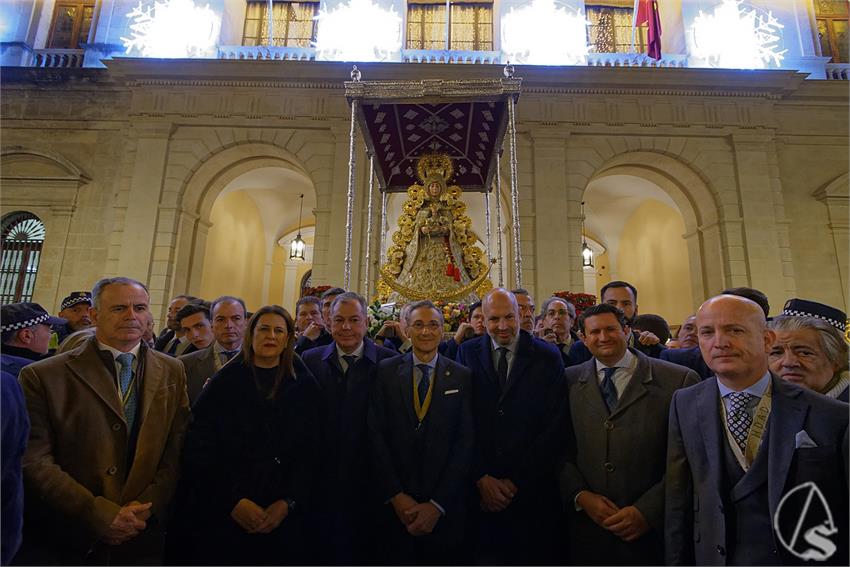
[[569, 281, 663, 364], [56, 291, 93, 345]]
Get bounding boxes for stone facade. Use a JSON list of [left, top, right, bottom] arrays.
[[1, 60, 847, 322]]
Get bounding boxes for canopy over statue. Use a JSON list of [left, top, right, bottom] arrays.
[[343, 67, 523, 298]]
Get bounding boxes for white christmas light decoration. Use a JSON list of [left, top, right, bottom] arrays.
[[501, 0, 589, 65], [121, 0, 220, 58], [314, 0, 401, 62], [691, 0, 785, 69]]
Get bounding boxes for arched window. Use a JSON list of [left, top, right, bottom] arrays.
[[300, 269, 313, 298], [1, 212, 46, 304]]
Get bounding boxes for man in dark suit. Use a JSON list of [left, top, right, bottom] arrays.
[[294, 289, 342, 354], [456, 288, 569, 564], [301, 291, 396, 564], [174, 302, 213, 357], [178, 296, 247, 404], [569, 281, 664, 365], [18, 277, 190, 564], [369, 300, 474, 565], [539, 296, 580, 366], [153, 295, 197, 354], [661, 344, 713, 379], [293, 295, 329, 354], [561, 304, 699, 565], [666, 294, 849, 566]]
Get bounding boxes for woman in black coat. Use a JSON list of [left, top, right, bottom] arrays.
[[171, 305, 321, 565]]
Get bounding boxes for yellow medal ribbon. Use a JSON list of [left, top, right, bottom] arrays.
[[413, 373, 434, 423], [720, 379, 773, 470]]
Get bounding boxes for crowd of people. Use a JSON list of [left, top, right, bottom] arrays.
[[0, 277, 847, 566]]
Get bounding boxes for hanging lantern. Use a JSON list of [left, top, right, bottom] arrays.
[[290, 194, 306, 261]]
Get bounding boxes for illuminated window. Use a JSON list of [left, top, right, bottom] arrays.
[[242, 0, 319, 47], [815, 0, 849, 63], [1, 212, 45, 305], [406, 2, 493, 51], [48, 0, 95, 49], [585, 1, 646, 53]]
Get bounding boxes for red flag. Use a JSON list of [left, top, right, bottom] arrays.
[[635, 0, 662, 60]]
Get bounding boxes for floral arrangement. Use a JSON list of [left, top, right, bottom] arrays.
[[433, 300, 469, 332], [367, 300, 398, 338], [552, 291, 597, 318], [301, 285, 332, 298]]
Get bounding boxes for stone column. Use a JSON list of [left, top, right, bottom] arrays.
[[729, 133, 789, 310], [282, 263, 299, 312], [117, 122, 174, 282], [814, 186, 849, 310], [529, 130, 574, 299]]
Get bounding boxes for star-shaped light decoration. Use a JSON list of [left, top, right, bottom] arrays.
[[501, 0, 590, 66], [691, 0, 786, 69], [121, 0, 220, 58], [314, 0, 401, 62]]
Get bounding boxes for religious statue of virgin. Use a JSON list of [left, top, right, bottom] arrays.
[[377, 153, 491, 303]]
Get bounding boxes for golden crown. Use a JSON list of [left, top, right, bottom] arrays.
[[416, 153, 454, 184]]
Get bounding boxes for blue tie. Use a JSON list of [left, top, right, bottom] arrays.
[[600, 367, 618, 413], [117, 353, 137, 431], [416, 364, 432, 406]]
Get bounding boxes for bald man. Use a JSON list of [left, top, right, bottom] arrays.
[[456, 288, 569, 564], [665, 295, 848, 566]]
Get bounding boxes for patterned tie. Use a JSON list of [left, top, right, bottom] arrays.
[[497, 347, 509, 393], [726, 392, 754, 452], [221, 350, 239, 365], [116, 353, 137, 431], [416, 364, 432, 406], [600, 367, 619, 413]]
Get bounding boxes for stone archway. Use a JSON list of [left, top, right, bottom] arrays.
[[584, 150, 724, 312], [151, 141, 320, 318]]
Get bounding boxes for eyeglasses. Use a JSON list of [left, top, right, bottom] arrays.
[[411, 321, 442, 332]]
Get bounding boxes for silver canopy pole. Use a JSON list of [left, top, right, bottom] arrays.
[[363, 155, 375, 299]]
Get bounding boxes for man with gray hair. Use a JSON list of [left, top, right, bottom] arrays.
[[301, 292, 397, 564], [179, 296, 247, 404], [538, 296, 579, 366], [769, 298, 849, 402], [369, 300, 474, 563], [18, 277, 190, 564]]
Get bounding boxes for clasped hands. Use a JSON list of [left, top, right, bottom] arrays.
[[575, 491, 649, 542], [103, 501, 152, 545], [391, 493, 442, 537], [230, 498, 289, 534], [477, 475, 517, 513]]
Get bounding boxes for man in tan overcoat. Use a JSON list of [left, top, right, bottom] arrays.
[[18, 277, 190, 564]]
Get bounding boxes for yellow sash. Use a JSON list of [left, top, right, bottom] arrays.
[[720, 379, 772, 470]]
